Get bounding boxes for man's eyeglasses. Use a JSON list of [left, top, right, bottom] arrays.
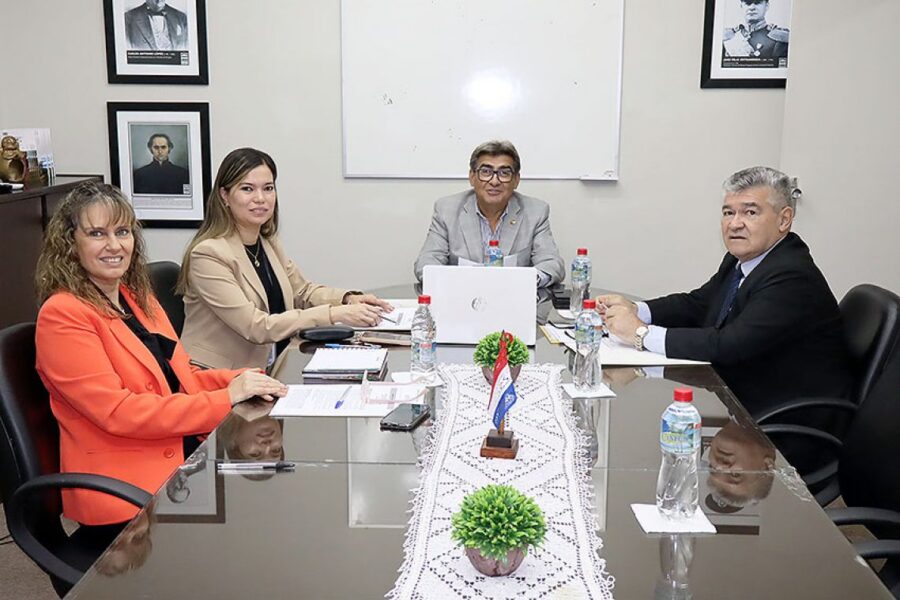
[[475, 166, 516, 183]]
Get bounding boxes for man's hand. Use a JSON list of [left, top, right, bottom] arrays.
[[605, 305, 646, 345], [596, 294, 636, 318]]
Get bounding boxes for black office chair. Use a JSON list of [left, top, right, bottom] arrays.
[[824, 342, 900, 597], [148, 260, 185, 336], [0, 323, 151, 597], [840, 284, 900, 405], [758, 284, 900, 487]]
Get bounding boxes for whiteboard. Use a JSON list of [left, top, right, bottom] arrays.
[[341, 0, 624, 180]]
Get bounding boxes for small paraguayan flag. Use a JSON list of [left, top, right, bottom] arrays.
[[486, 331, 519, 430]]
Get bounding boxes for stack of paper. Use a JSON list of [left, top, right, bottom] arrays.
[[302, 348, 388, 381]]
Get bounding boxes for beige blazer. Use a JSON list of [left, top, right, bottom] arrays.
[[180, 233, 348, 369]]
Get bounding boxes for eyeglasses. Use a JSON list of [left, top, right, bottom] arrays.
[[475, 165, 516, 183]]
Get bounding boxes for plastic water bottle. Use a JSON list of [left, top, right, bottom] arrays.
[[569, 248, 592, 314], [654, 534, 695, 600], [656, 388, 702, 519], [410, 294, 436, 378], [485, 239, 503, 266], [573, 299, 603, 391]]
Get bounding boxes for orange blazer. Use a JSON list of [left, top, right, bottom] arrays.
[[35, 286, 240, 525]]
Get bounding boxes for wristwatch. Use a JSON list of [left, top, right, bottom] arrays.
[[633, 325, 650, 351]]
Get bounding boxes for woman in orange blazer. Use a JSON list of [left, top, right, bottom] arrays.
[[34, 182, 287, 545]]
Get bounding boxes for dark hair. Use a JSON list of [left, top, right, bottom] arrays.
[[468, 140, 521, 173], [177, 148, 279, 294], [147, 133, 174, 150]]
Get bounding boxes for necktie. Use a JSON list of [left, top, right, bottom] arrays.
[[714, 266, 744, 328]]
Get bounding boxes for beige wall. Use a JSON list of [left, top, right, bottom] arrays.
[[2, 1, 785, 298], [780, 0, 900, 299]]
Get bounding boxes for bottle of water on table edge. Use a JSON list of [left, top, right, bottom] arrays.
[[573, 298, 603, 391], [410, 294, 436, 379], [656, 388, 701, 519], [569, 247, 592, 315], [485, 239, 503, 266]]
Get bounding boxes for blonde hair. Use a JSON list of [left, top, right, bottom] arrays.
[[35, 181, 153, 317], [176, 148, 279, 294]]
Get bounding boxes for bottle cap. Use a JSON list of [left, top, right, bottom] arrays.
[[673, 387, 693, 402], [489, 240, 499, 247], [417, 294, 431, 305], [582, 299, 597, 310], [577, 248, 588, 256]]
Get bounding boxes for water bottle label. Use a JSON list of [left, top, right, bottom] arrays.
[[660, 419, 701, 454], [413, 341, 435, 365], [572, 264, 590, 283]]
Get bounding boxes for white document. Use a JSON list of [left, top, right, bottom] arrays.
[[270, 383, 421, 418], [303, 348, 387, 373], [631, 503, 716, 534], [559, 334, 708, 367], [354, 303, 418, 331]]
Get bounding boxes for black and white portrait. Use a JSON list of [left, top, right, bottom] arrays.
[[124, 0, 189, 54], [129, 124, 192, 196], [722, 0, 790, 69], [104, 0, 208, 84], [701, 0, 792, 88]]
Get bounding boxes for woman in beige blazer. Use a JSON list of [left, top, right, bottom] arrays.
[[178, 148, 390, 369]]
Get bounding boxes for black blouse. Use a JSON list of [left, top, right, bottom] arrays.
[[244, 240, 290, 360], [118, 294, 201, 458]]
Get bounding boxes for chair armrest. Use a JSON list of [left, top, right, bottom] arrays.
[[756, 397, 857, 424], [6, 473, 152, 587], [759, 424, 843, 453], [802, 460, 839, 488], [813, 479, 841, 508], [854, 540, 900, 561], [826, 506, 900, 529]]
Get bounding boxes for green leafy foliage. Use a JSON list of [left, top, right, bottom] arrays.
[[451, 485, 546, 561], [472, 332, 530, 367]]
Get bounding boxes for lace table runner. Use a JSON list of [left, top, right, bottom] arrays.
[[389, 364, 615, 599]]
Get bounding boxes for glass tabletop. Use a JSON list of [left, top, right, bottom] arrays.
[[66, 284, 889, 598]]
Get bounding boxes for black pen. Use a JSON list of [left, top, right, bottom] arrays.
[[216, 461, 296, 472]]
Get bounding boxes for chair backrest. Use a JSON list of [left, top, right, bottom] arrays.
[[839, 339, 900, 519], [148, 261, 185, 336], [839, 284, 900, 403], [0, 323, 65, 539]]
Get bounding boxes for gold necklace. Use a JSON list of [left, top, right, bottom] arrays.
[[245, 241, 261, 268]]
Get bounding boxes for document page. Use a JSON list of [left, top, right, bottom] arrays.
[[354, 299, 418, 331], [270, 385, 390, 417], [303, 348, 387, 373], [559, 333, 708, 366]]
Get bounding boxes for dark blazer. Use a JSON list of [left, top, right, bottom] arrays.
[[124, 3, 189, 50], [133, 160, 190, 195], [646, 232, 852, 416]]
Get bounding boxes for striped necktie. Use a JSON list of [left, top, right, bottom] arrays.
[[714, 266, 744, 328]]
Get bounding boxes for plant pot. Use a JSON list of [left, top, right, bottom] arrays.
[[481, 364, 521, 385], [465, 546, 527, 577]]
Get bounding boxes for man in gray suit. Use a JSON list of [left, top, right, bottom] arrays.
[[414, 140, 565, 287]]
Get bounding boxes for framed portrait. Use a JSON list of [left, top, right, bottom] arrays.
[[157, 444, 226, 524], [103, 0, 209, 84], [701, 0, 792, 88], [107, 102, 210, 228]]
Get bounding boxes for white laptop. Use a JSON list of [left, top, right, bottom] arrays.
[[422, 265, 537, 345]]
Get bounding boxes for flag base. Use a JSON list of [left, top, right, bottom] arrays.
[[480, 429, 519, 459]]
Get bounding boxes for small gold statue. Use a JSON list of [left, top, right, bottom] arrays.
[[0, 135, 28, 183]]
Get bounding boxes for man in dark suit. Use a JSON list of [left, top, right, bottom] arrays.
[[599, 166, 851, 417], [132, 133, 190, 195], [124, 0, 188, 51]]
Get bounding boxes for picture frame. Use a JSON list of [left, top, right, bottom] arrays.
[[156, 443, 226, 524], [107, 102, 211, 228], [103, 0, 209, 85], [701, 0, 792, 89]]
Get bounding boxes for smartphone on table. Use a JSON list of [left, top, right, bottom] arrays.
[[380, 403, 430, 431]]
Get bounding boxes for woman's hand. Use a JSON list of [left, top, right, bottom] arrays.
[[331, 303, 385, 327], [345, 293, 393, 312], [228, 369, 288, 405]]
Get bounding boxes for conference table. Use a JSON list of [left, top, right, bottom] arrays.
[[67, 286, 890, 599]]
